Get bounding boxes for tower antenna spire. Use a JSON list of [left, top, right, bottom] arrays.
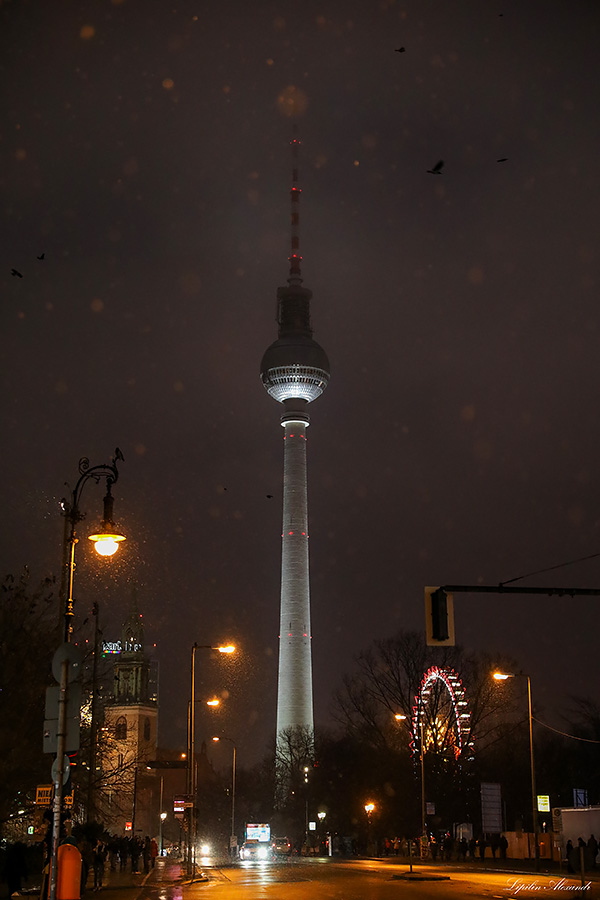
[[288, 124, 302, 286]]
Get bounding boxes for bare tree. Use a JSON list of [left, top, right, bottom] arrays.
[[333, 630, 520, 756]]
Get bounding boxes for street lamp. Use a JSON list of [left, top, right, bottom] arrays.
[[187, 642, 235, 877], [493, 671, 539, 870], [365, 803, 375, 854], [212, 737, 237, 856], [50, 450, 126, 900]]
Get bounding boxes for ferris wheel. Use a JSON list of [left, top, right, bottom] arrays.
[[411, 666, 474, 763]]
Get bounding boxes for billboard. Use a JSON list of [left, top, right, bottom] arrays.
[[246, 823, 270, 842]]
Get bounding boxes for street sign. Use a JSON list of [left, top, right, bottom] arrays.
[[481, 782, 502, 833], [552, 808, 563, 834], [51, 754, 71, 787], [36, 785, 54, 806], [537, 795, 550, 812], [52, 644, 83, 684], [43, 716, 80, 754], [63, 790, 74, 809], [45, 684, 82, 720]]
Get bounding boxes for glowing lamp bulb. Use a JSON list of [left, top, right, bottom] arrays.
[[206, 699, 220, 707], [89, 532, 125, 556], [218, 645, 235, 654], [493, 672, 511, 681]]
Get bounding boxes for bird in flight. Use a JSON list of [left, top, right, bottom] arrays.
[[37, 253, 45, 260], [11, 269, 23, 277], [395, 47, 406, 53], [427, 160, 444, 175]]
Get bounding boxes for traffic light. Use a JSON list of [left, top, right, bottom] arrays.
[[424, 586, 455, 646]]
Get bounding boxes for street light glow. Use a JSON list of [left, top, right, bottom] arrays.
[[89, 531, 126, 556], [206, 699, 220, 707], [394, 713, 407, 720], [493, 671, 513, 681], [217, 645, 236, 654], [364, 802, 375, 814]]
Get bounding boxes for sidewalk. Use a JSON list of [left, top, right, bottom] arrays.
[[362, 854, 600, 882]]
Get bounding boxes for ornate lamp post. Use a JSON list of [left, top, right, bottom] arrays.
[[49, 450, 126, 900]]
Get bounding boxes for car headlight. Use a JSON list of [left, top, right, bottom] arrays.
[[258, 848, 268, 859], [200, 844, 210, 855]]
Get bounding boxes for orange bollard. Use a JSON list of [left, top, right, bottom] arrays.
[[57, 844, 82, 900]]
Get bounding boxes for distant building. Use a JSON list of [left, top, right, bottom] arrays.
[[100, 595, 159, 837]]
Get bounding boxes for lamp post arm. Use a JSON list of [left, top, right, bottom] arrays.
[[60, 452, 124, 642]]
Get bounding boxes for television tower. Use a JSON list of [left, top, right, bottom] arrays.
[[260, 132, 330, 766]]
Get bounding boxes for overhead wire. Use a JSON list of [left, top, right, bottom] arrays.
[[533, 716, 600, 743]]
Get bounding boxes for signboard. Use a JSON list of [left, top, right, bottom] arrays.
[[64, 790, 74, 809], [552, 808, 563, 834], [426, 802, 436, 815], [36, 785, 54, 806], [43, 716, 80, 754], [125, 822, 132, 832], [102, 639, 142, 656], [246, 823, 270, 842], [481, 782, 503, 833], [573, 789, 588, 808], [537, 795, 550, 813], [173, 797, 185, 819], [308, 822, 316, 831]]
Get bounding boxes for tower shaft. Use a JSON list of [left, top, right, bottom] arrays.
[[276, 411, 313, 739], [260, 133, 330, 795]]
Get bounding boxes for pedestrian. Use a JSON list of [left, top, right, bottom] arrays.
[[5, 841, 28, 897], [130, 837, 141, 874], [142, 837, 152, 874], [92, 839, 106, 891], [443, 835, 453, 861], [459, 838, 468, 861], [468, 836, 477, 860], [499, 834, 508, 860], [151, 838, 159, 867], [80, 837, 93, 894], [430, 836, 438, 861], [566, 839, 575, 873], [588, 834, 598, 868], [118, 837, 128, 871], [478, 836, 487, 860]]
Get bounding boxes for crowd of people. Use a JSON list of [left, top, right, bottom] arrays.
[[379, 833, 509, 860], [79, 835, 160, 891], [565, 835, 598, 873]]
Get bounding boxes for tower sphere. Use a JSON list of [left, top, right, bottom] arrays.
[[260, 335, 330, 403]]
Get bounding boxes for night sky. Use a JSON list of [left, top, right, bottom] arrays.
[[2, 0, 599, 768]]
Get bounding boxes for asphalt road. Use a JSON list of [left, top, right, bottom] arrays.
[[107, 856, 598, 900]]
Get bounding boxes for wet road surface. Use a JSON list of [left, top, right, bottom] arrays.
[[94, 856, 599, 900]]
